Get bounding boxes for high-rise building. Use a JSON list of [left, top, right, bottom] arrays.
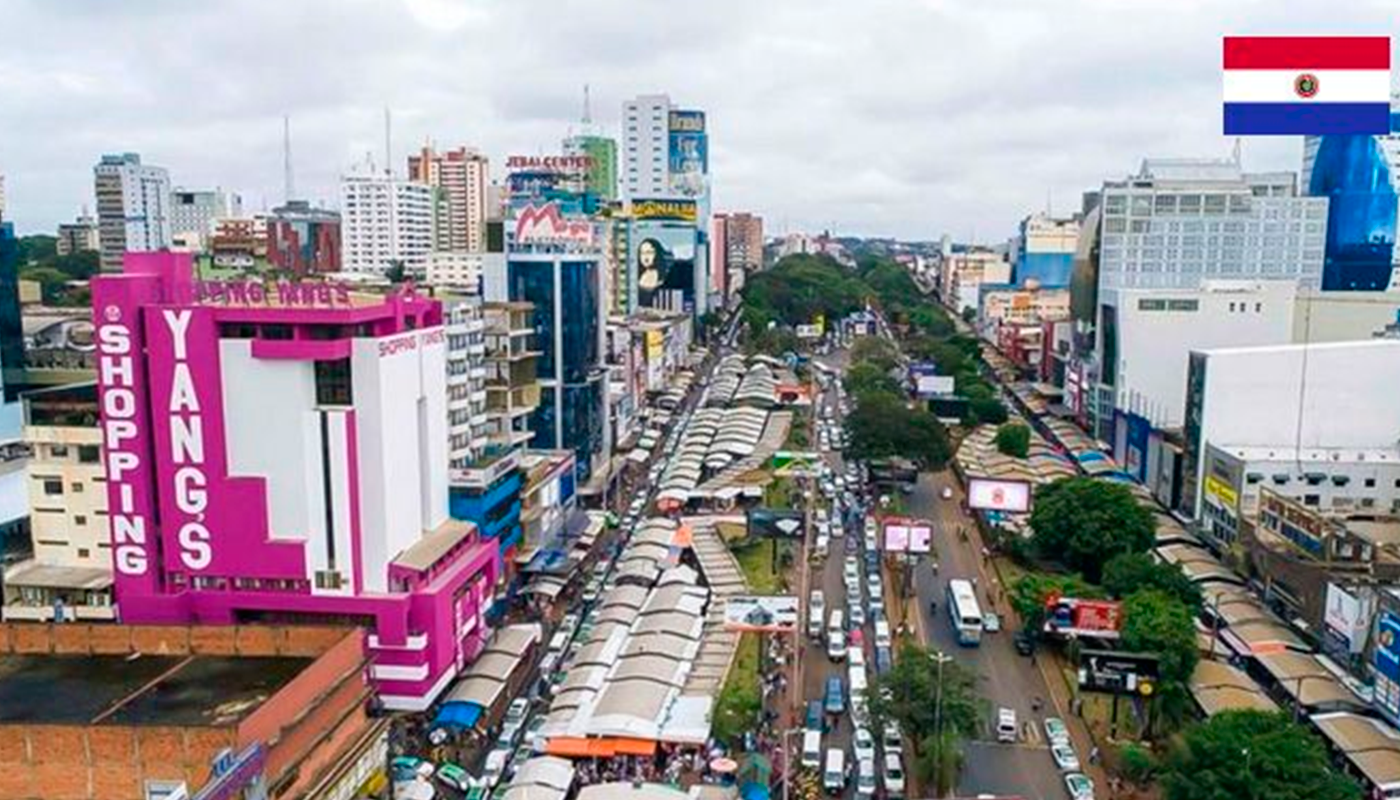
[[1010, 213, 1078, 288], [55, 214, 99, 256], [267, 200, 341, 274], [563, 134, 618, 201], [340, 169, 433, 276], [1302, 112, 1400, 291], [622, 94, 673, 198], [724, 212, 765, 273], [169, 187, 242, 250], [91, 252, 501, 711], [484, 253, 607, 485], [93, 153, 172, 271], [408, 145, 490, 254]]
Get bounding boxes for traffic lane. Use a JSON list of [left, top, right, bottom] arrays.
[[798, 520, 858, 797], [906, 472, 1066, 799]]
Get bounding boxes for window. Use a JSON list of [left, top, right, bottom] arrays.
[[78, 548, 90, 559], [1366, 478, 1377, 488], [70, 482, 83, 493], [78, 445, 100, 464], [1304, 494, 1320, 506], [262, 324, 294, 340], [50, 445, 69, 459], [315, 358, 354, 406], [75, 515, 87, 526], [314, 570, 344, 590], [43, 479, 63, 496], [1166, 299, 1199, 312], [1137, 299, 1168, 311]]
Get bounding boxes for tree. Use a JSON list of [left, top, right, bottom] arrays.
[[1117, 742, 1159, 786], [868, 643, 985, 796], [994, 422, 1031, 458], [845, 392, 950, 468], [1030, 477, 1155, 582], [849, 335, 901, 373], [1161, 710, 1361, 800], [20, 266, 72, 304], [1103, 553, 1202, 611], [1010, 572, 1103, 634], [1121, 589, 1199, 686], [967, 395, 1008, 425], [384, 261, 407, 283], [961, 307, 977, 324], [844, 362, 901, 398]]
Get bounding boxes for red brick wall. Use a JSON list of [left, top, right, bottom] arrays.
[[0, 624, 354, 657], [0, 725, 238, 800]]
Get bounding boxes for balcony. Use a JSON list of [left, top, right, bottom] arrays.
[[449, 446, 521, 489]]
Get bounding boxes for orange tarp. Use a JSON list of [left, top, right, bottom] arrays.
[[612, 738, 659, 756], [671, 525, 694, 549], [544, 737, 659, 758]]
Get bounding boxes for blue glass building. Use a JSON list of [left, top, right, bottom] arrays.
[[449, 469, 523, 554], [1304, 114, 1400, 291]]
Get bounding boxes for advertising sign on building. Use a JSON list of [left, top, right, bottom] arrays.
[[1323, 583, 1373, 655], [513, 202, 598, 249], [1078, 648, 1160, 696], [1045, 596, 1123, 639], [668, 110, 709, 199], [1375, 610, 1400, 723], [882, 516, 933, 554], [966, 478, 1032, 513], [915, 375, 955, 397], [724, 595, 799, 633], [746, 507, 806, 539], [795, 324, 822, 339], [632, 198, 698, 223], [632, 221, 698, 312]]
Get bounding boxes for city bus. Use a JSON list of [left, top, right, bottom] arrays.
[[946, 579, 984, 646]]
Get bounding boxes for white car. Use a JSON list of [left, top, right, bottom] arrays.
[[853, 726, 876, 763], [480, 748, 512, 788], [849, 602, 866, 627], [882, 722, 903, 754], [808, 591, 826, 638], [882, 753, 906, 798], [1063, 772, 1095, 800], [1044, 717, 1071, 746], [855, 758, 878, 798], [873, 620, 892, 649], [982, 613, 1001, 633], [1051, 743, 1081, 772]]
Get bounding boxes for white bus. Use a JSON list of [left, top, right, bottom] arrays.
[[946, 579, 984, 646]]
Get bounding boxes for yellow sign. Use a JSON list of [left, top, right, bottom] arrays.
[[645, 329, 664, 360], [813, 314, 826, 335], [1203, 475, 1239, 510], [1138, 679, 1155, 697], [633, 199, 698, 223]]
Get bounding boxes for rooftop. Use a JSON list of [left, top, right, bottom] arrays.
[[0, 653, 310, 726]]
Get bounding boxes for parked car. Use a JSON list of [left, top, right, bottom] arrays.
[[874, 645, 893, 676], [882, 721, 903, 755], [849, 602, 866, 628], [882, 753, 906, 798], [853, 727, 876, 763], [1044, 717, 1071, 746], [1051, 743, 1081, 772], [434, 762, 472, 791], [982, 612, 1001, 633], [391, 756, 435, 782], [996, 707, 1018, 744], [855, 757, 877, 798], [1063, 772, 1095, 800], [824, 675, 845, 715], [480, 748, 511, 788], [1013, 630, 1036, 656], [806, 700, 826, 733]]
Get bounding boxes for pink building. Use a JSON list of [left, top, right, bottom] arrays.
[[92, 252, 501, 711]]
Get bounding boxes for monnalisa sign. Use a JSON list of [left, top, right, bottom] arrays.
[[194, 279, 354, 308]]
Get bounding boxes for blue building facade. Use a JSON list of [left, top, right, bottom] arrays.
[[1305, 115, 1400, 291], [0, 222, 23, 439], [502, 254, 606, 484], [449, 470, 523, 554], [1014, 252, 1074, 289]]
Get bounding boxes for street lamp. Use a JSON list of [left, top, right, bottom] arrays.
[[929, 651, 954, 795]]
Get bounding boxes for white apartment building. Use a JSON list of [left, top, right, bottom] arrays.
[[340, 170, 433, 276], [426, 252, 502, 290], [444, 298, 490, 471], [622, 94, 672, 198], [1097, 159, 1327, 292], [56, 214, 99, 255], [169, 187, 242, 250], [408, 145, 490, 254], [93, 153, 172, 271], [940, 250, 1011, 314]]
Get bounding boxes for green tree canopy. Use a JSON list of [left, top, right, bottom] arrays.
[[849, 335, 901, 373], [994, 422, 1031, 459], [845, 391, 949, 468], [844, 361, 902, 399], [1009, 572, 1103, 634], [867, 642, 984, 793], [1103, 552, 1202, 611], [1030, 477, 1155, 582], [1121, 589, 1199, 685], [1161, 710, 1361, 800]]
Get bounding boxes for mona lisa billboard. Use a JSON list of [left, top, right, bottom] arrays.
[[631, 221, 700, 314]]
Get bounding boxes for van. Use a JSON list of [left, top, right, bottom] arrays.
[[808, 591, 826, 638], [849, 663, 868, 697], [996, 708, 1018, 744], [822, 748, 847, 793], [802, 730, 823, 769]]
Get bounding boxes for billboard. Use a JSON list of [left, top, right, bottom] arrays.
[[668, 112, 708, 200], [513, 202, 598, 249], [966, 478, 1032, 513], [1045, 596, 1123, 639], [795, 324, 822, 339], [724, 595, 799, 633], [633, 198, 698, 223], [1078, 649, 1160, 696], [1376, 609, 1400, 724], [746, 507, 806, 539], [882, 517, 933, 554], [632, 221, 698, 312], [915, 375, 955, 397], [1324, 583, 1373, 656]]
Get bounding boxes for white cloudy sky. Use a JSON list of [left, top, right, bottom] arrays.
[[0, 0, 1394, 240]]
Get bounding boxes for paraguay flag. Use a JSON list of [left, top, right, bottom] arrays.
[[1223, 36, 1391, 135]]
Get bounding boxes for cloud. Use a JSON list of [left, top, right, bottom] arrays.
[[0, 0, 1393, 240]]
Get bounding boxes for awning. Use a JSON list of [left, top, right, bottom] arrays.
[[544, 737, 657, 758], [432, 701, 484, 730]]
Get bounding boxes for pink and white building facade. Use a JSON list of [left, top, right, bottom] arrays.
[[93, 252, 501, 711]]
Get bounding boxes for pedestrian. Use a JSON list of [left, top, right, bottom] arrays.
[[1089, 745, 1101, 765]]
